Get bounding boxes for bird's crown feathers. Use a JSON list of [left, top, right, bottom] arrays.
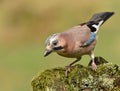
[[45, 33, 59, 46]]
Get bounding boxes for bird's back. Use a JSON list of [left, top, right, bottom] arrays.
[[62, 24, 92, 47]]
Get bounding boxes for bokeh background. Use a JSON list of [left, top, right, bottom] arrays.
[[0, 0, 120, 91]]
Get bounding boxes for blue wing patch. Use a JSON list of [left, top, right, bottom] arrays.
[[82, 32, 96, 46]]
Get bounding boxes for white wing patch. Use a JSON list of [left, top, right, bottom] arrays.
[[92, 20, 104, 33]]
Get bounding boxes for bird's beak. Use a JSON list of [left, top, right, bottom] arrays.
[[44, 49, 53, 57]]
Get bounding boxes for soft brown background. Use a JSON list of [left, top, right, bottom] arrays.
[[0, 0, 119, 91]]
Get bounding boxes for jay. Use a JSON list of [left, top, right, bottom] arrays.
[[44, 12, 114, 74]]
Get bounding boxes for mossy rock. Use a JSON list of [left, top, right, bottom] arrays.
[[31, 57, 120, 91]]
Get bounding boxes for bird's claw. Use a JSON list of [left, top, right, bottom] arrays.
[[91, 62, 97, 71], [65, 65, 71, 76]]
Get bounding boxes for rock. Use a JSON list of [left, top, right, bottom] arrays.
[[31, 57, 120, 91]]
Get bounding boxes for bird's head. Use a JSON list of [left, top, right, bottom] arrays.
[[44, 33, 64, 57]]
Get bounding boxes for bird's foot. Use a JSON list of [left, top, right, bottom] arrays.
[[91, 62, 97, 71], [65, 65, 71, 76]]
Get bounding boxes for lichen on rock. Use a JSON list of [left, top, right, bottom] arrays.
[[31, 57, 120, 91]]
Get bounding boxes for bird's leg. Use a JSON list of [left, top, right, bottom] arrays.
[[90, 52, 97, 71], [65, 57, 81, 76]]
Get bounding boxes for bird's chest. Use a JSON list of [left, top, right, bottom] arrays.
[[57, 51, 79, 58], [56, 46, 82, 58], [56, 39, 96, 58], [56, 47, 74, 58]]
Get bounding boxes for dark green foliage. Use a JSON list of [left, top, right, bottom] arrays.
[[31, 57, 120, 91]]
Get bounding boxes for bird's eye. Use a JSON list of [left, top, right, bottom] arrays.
[[53, 41, 58, 46]]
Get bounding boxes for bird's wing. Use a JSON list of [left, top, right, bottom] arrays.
[[81, 32, 96, 47]]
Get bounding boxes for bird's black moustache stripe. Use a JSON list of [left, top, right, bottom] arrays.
[[53, 46, 63, 50]]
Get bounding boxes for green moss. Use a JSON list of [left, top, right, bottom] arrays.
[[31, 57, 120, 91]]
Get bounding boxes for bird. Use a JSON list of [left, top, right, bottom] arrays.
[[44, 12, 114, 75]]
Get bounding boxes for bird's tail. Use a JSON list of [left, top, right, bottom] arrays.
[[86, 12, 114, 33]]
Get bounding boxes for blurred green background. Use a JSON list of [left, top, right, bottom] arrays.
[[0, 0, 120, 91]]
